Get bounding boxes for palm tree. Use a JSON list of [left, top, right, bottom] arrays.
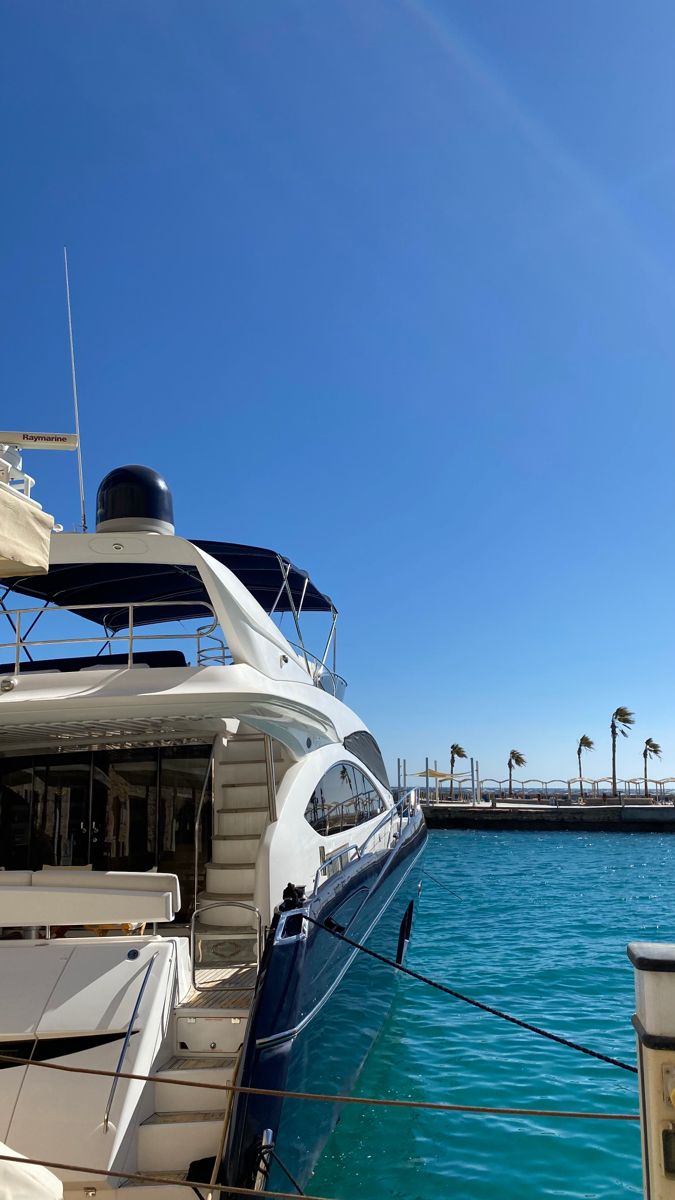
[[643, 738, 662, 799], [576, 735, 594, 800], [449, 743, 467, 799], [610, 706, 635, 797], [507, 749, 526, 798]]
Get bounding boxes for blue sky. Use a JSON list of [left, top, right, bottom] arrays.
[[2, 0, 675, 785]]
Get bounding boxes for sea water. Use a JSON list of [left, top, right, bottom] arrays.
[[310, 829, 671, 1199]]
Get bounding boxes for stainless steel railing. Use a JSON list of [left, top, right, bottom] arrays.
[[193, 739, 218, 918], [285, 641, 347, 699], [312, 844, 361, 893], [103, 950, 159, 1133], [311, 791, 417, 895], [0, 600, 230, 673], [190, 900, 263, 992], [263, 735, 278, 823]]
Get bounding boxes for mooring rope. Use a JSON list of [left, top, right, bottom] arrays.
[[0, 1051, 637, 1120], [421, 868, 463, 899], [304, 915, 638, 1075], [0, 1151, 331, 1200], [262, 1146, 306, 1196]]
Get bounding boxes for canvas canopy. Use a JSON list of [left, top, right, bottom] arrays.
[[0, 488, 53, 577], [0, 539, 334, 628], [410, 769, 460, 780], [0, 1139, 62, 1200]]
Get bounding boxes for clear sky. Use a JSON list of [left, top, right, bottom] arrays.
[[2, 0, 675, 786]]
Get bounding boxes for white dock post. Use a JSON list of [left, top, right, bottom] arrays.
[[628, 942, 675, 1198]]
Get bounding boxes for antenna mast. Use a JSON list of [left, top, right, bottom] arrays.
[[63, 246, 87, 532]]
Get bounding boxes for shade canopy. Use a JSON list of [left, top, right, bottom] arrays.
[[0, 539, 334, 630], [410, 769, 467, 780]]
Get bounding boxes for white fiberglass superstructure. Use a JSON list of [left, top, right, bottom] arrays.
[[0, 460, 426, 1198]]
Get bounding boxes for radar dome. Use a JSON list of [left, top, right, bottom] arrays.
[[96, 465, 175, 535]]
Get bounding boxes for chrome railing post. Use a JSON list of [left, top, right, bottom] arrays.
[[127, 605, 134, 668], [193, 738, 218, 917], [14, 610, 20, 673], [103, 950, 159, 1133], [263, 736, 277, 822]]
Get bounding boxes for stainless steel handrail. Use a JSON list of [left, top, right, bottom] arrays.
[[193, 739, 218, 917], [312, 791, 417, 896], [312, 843, 361, 894], [357, 805, 400, 858], [263, 735, 277, 822], [103, 950, 159, 1133], [0, 600, 227, 673], [358, 792, 415, 857], [190, 900, 263, 992], [285, 641, 347, 698]]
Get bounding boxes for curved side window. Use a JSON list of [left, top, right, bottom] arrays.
[[304, 763, 387, 835], [343, 731, 389, 789]]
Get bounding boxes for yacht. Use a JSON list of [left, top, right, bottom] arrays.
[[0, 454, 427, 1198]]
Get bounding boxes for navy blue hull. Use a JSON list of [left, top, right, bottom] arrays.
[[220, 809, 427, 1193]]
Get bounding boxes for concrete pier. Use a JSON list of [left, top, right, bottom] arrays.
[[422, 802, 675, 833]]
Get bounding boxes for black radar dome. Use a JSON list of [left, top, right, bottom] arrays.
[[96, 465, 175, 535]]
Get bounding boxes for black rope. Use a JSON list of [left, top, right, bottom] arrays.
[[422, 869, 463, 900], [267, 1150, 305, 1196], [259, 1140, 305, 1197], [305, 915, 637, 1075]]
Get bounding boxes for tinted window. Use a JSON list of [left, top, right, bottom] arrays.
[[351, 768, 387, 823], [304, 763, 386, 835], [0, 744, 212, 915], [343, 731, 389, 789]]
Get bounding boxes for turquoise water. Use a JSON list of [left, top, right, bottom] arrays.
[[310, 829, 674, 1199]]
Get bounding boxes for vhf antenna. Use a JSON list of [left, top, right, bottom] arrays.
[[63, 246, 87, 532]]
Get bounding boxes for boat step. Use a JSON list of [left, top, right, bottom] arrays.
[[138, 1110, 224, 1171], [194, 922, 258, 941], [216, 808, 267, 836], [119, 1169, 195, 1198], [219, 761, 268, 785], [220, 783, 269, 810], [179, 964, 257, 1007], [221, 741, 282, 763], [154, 1055, 235, 1113], [212, 834, 261, 864], [194, 934, 258, 970], [205, 862, 255, 894], [194, 922, 259, 942]]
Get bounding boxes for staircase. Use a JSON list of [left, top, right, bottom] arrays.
[[118, 733, 284, 1197], [194, 733, 283, 965]]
